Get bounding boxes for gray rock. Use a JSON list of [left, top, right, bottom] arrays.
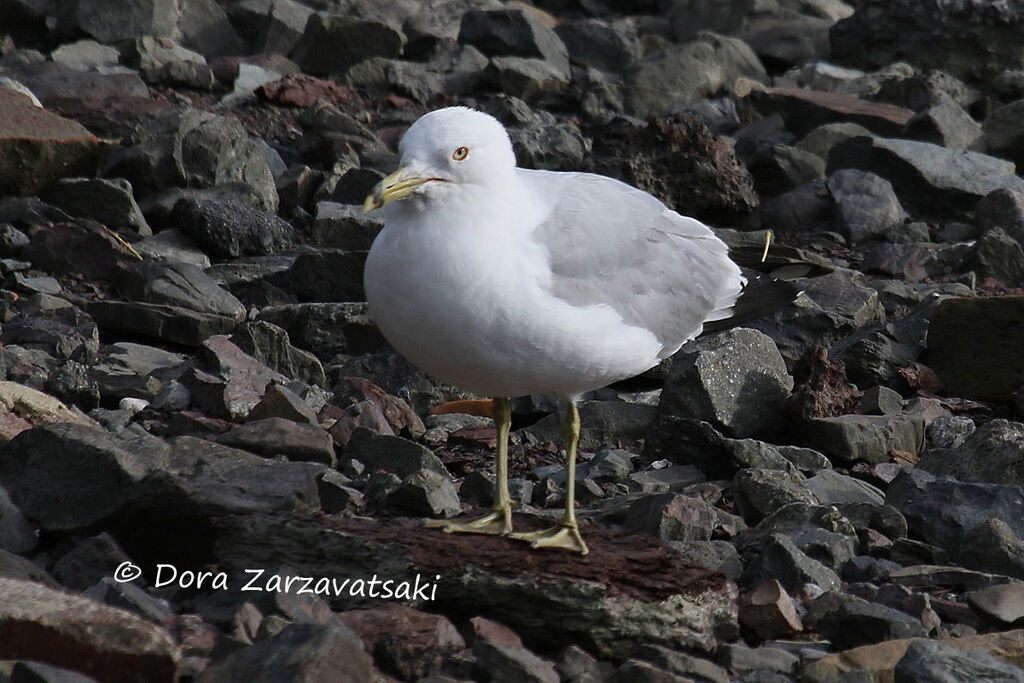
[[105, 108, 278, 212], [84, 576, 173, 624], [827, 135, 1024, 217], [230, 320, 326, 387], [257, 302, 382, 359], [918, 419, 1024, 485], [388, 469, 461, 518], [796, 122, 874, 163], [0, 483, 36, 554], [984, 98, 1024, 170], [628, 465, 707, 494], [176, 0, 246, 58], [265, 248, 366, 303], [743, 14, 833, 70], [311, 202, 383, 251], [555, 17, 639, 73], [732, 469, 817, 524], [738, 139, 825, 197], [46, 360, 100, 411], [343, 428, 448, 478], [801, 414, 925, 465], [483, 97, 587, 171], [121, 36, 206, 72], [830, 0, 1024, 85], [815, 593, 927, 649], [55, 0, 177, 44], [169, 197, 295, 258], [585, 449, 635, 483], [968, 227, 1024, 286], [290, 11, 405, 77], [740, 533, 841, 593], [745, 502, 858, 571], [623, 32, 766, 118], [196, 621, 373, 682], [624, 494, 720, 542], [195, 335, 287, 419], [459, 8, 569, 77], [966, 582, 1024, 626], [607, 659, 690, 682], [667, 540, 744, 581], [858, 386, 903, 416], [248, 383, 319, 425], [52, 532, 137, 592], [660, 328, 792, 440], [976, 188, 1024, 246], [523, 401, 657, 452], [1, 303, 99, 363], [262, 0, 316, 55], [887, 468, 1024, 559], [894, 638, 1024, 683], [115, 259, 245, 321], [905, 98, 983, 150], [716, 643, 798, 678], [759, 178, 833, 234], [826, 169, 907, 243], [802, 469, 884, 505], [50, 39, 120, 71], [926, 416, 976, 450], [960, 519, 1024, 581], [347, 43, 488, 104], [216, 417, 335, 466], [484, 55, 570, 101], [748, 85, 913, 138], [133, 229, 210, 268], [43, 177, 150, 237]]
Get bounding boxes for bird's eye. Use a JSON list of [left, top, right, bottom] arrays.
[[452, 146, 469, 161]]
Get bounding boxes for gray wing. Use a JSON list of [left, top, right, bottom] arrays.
[[523, 169, 744, 358]]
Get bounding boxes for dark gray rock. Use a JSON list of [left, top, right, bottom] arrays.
[[169, 197, 296, 259], [483, 96, 587, 171], [347, 43, 488, 104], [667, 540, 744, 581], [104, 108, 278, 212], [660, 328, 792, 441], [968, 227, 1024, 286], [343, 428, 448, 478], [176, 0, 245, 57], [473, 639, 559, 683], [42, 177, 150, 237], [483, 55, 570, 101], [249, 383, 319, 425], [743, 14, 833, 70], [523, 401, 656, 452], [732, 469, 817, 524], [624, 493, 719, 542], [291, 11, 405, 77], [555, 17, 638, 73], [310, 202, 383, 251], [826, 169, 907, 243], [801, 414, 925, 466], [827, 135, 1024, 217], [94, 340, 180, 384], [55, 0, 177, 44], [748, 86, 913, 138], [216, 418, 336, 466], [918, 419, 1024, 485], [976, 188, 1024, 246], [116, 259, 246, 321], [197, 621, 373, 682], [745, 502, 858, 572], [87, 301, 238, 347], [45, 360, 100, 411], [795, 122, 873, 162], [0, 482, 36, 554], [927, 416, 976, 450], [740, 532, 841, 593], [895, 638, 1024, 682], [737, 139, 824, 197], [716, 643, 798, 679], [759, 178, 834, 234], [133, 229, 210, 268], [195, 335, 286, 420], [887, 468, 1024, 559], [265, 249, 366, 303], [459, 8, 569, 77], [984, 98, 1024, 169], [230, 320, 326, 387], [388, 469, 461, 518], [628, 465, 708, 494], [802, 469, 884, 505], [830, 0, 1024, 85], [623, 32, 765, 118], [52, 532, 137, 592], [815, 593, 927, 649], [1, 303, 99, 363]]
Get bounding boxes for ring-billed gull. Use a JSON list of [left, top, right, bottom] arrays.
[[364, 107, 781, 555]]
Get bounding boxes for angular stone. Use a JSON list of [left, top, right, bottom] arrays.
[[474, 639, 559, 683], [169, 197, 296, 258], [216, 417, 335, 466], [741, 533, 841, 593], [0, 577, 179, 682], [967, 582, 1024, 627], [459, 8, 569, 76], [748, 85, 913, 137], [265, 248, 366, 303], [827, 135, 1024, 217], [623, 32, 765, 119], [43, 177, 150, 237], [0, 482, 36, 554], [116, 260, 245, 321], [660, 328, 792, 440], [969, 226, 1024, 286], [826, 169, 908, 243], [197, 336, 286, 420], [815, 594, 927, 649], [802, 469, 884, 505], [887, 468, 1024, 559], [738, 579, 803, 641], [387, 469, 460, 518], [905, 98, 983, 150], [291, 11, 405, 77], [895, 639, 1024, 683], [667, 540, 743, 581], [343, 428, 448, 478], [732, 469, 817, 523], [801, 414, 925, 465], [338, 604, 465, 681], [927, 297, 1024, 401], [248, 383, 319, 425], [918, 420, 1024, 485], [311, 201, 383, 251], [230, 320, 326, 387], [196, 621, 373, 682], [976, 188, 1024, 246], [960, 519, 1024, 580], [624, 494, 719, 542]]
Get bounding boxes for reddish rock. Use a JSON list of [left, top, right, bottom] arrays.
[[469, 615, 524, 648], [325, 400, 395, 447], [334, 376, 425, 439], [738, 580, 804, 641], [788, 346, 862, 420], [0, 577, 179, 682], [338, 604, 465, 680], [748, 85, 915, 137], [259, 74, 355, 108], [0, 86, 99, 196]]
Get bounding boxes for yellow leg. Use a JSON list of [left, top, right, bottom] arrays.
[[510, 402, 589, 555], [424, 397, 513, 535]]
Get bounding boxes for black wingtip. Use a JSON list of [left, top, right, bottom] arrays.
[[702, 270, 800, 334]]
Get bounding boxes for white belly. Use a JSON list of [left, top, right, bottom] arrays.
[[363, 213, 661, 399]]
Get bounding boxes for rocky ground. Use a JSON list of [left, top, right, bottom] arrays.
[[1, 0, 1024, 681]]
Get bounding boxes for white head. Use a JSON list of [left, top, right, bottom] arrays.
[[364, 107, 517, 212]]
